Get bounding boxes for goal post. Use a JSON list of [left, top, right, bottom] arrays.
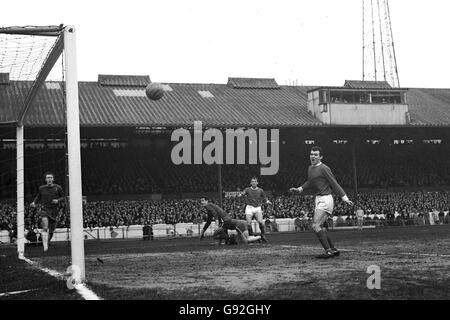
[[0, 25, 85, 282], [64, 26, 85, 282]]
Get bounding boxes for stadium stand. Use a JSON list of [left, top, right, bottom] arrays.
[[0, 76, 449, 236], [1, 191, 449, 233], [1, 142, 448, 197]]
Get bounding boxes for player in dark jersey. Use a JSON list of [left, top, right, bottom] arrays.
[[30, 172, 64, 252], [290, 146, 353, 259], [238, 177, 271, 240], [199, 197, 264, 244]]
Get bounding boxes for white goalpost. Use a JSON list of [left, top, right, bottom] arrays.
[[0, 25, 85, 282], [64, 26, 85, 281]]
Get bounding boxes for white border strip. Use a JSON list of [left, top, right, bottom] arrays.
[[20, 256, 102, 300]]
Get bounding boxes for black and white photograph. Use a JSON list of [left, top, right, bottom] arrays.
[[1, 0, 449, 308]]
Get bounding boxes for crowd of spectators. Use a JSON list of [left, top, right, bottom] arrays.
[[1, 191, 449, 234], [1, 142, 449, 197]]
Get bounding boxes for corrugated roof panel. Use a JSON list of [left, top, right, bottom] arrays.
[[227, 77, 279, 89], [197, 90, 214, 98], [1, 79, 449, 127], [161, 84, 173, 91], [0, 73, 9, 84], [344, 80, 392, 89], [113, 88, 146, 97], [407, 88, 450, 126], [98, 74, 150, 87]]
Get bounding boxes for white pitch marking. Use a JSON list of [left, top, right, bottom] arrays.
[[340, 248, 450, 258], [279, 246, 450, 258], [20, 256, 102, 300], [0, 289, 35, 297]]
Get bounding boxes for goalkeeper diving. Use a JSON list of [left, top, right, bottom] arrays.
[[199, 197, 265, 245]]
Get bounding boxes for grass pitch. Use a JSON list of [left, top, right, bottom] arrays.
[[1, 225, 449, 300]]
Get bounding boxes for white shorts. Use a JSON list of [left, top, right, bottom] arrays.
[[315, 195, 334, 214], [245, 205, 263, 222]]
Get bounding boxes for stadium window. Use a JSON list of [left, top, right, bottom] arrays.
[[330, 91, 342, 103], [423, 139, 442, 145], [372, 92, 382, 104], [47, 142, 65, 149], [3, 143, 16, 149], [333, 140, 348, 144], [400, 92, 406, 104], [304, 140, 315, 145], [389, 92, 402, 104], [379, 93, 390, 103], [366, 139, 381, 144], [393, 139, 412, 145], [319, 89, 329, 104], [342, 92, 355, 104], [358, 93, 370, 103]]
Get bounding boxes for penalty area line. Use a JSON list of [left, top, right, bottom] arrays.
[[20, 256, 102, 300]]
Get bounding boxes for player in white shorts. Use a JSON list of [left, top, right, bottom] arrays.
[[290, 146, 353, 259], [238, 177, 271, 242], [356, 207, 365, 231]]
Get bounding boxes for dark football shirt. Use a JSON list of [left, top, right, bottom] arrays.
[[301, 163, 346, 198], [242, 187, 268, 207], [33, 184, 64, 209]]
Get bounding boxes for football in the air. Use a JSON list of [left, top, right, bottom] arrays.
[[145, 83, 165, 100]]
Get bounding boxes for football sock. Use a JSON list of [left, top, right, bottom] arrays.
[[325, 231, 335, 249], [315, 229, 330, 250], [259, 223, 265, 235], [247, 225, 254, 236], [42, 231, 48, 251], [248, 235, 261, 243]]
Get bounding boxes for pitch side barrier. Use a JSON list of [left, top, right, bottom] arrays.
[[1, 214, 449, 244]]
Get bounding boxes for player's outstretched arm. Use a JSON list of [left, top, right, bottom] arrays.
[[342, 195, 354, 206], [261, 190, 271, 205]]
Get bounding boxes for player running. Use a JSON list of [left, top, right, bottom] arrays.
[[238, 177, 271, 241], [290, 146, 353, 259], [30, 172, 64, 252], [199, 197, 264, 245]]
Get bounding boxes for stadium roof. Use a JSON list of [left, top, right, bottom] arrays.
[[343, 80, 392, 89], [0, 75, 449, 127]]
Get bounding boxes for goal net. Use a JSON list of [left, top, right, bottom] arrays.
[[0, 25, 85, 281]]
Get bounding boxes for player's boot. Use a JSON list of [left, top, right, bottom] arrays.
[[330, 248, 340, 257], [315, 249, 334, 259]]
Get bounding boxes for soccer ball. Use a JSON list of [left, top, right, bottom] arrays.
[[145, 83, 165, 101]]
